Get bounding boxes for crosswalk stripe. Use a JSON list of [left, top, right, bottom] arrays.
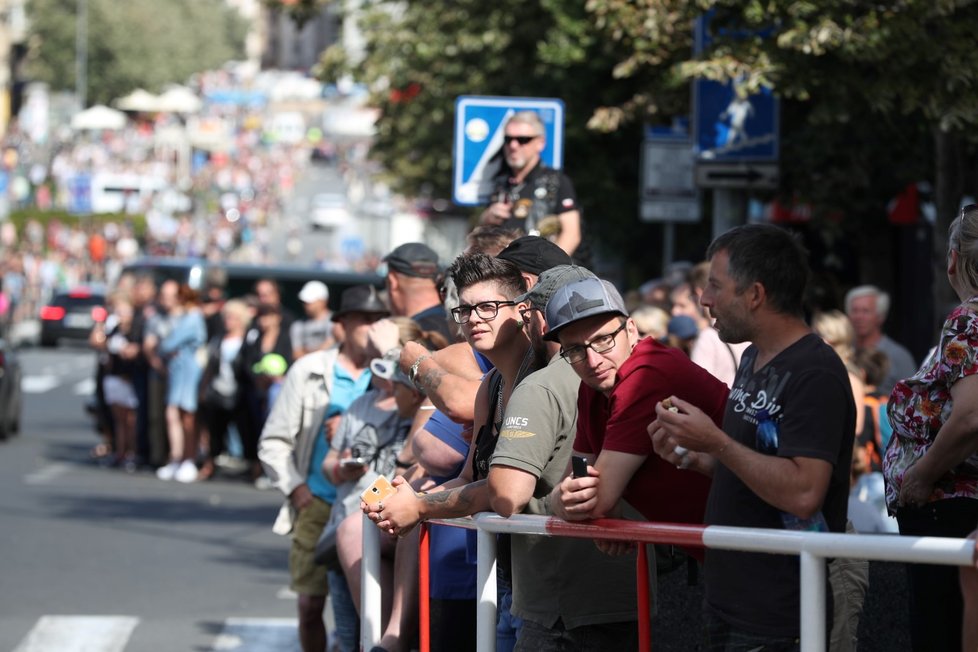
[[73, 378, 96, 396], [24, 463, 70, 485], [211, 618, 300, 651], [13, 615, 138, 652], [21, 375, 60, 393]]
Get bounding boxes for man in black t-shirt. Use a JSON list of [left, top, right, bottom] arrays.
[[649, 224, 860, 648], [478, 111, 584, 263]]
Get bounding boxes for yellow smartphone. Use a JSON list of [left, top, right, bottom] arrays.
[[361, 475, 397, 506]]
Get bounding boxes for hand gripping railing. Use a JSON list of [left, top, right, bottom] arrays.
[[360, 513, 978, 652]]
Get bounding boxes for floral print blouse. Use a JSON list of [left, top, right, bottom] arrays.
[[883, 298, 978, 511]]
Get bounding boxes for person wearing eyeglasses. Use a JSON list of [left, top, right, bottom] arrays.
[[478, 111, 584, 262], [363, 253, 538, 651], [546, 276, 727, 544]]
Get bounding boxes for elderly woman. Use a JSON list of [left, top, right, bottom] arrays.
[[883, 203, 978, 651]]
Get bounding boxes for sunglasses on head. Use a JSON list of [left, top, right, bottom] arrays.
[[503, 135, 539, 145]]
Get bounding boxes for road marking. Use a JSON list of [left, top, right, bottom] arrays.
[[211, 618, 301, 651], [24, 464, 70, 485], [22, 375, 60, 393], [13, 615, 138, 652], [276, 586, 297, 600], [74, 378, 96, 395]]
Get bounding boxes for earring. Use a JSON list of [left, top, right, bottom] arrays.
[[515, 320, 524, 328]]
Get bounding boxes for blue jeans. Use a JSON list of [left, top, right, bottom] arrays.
[[497, 574, 521, 652], [327, 569, 359, 652]]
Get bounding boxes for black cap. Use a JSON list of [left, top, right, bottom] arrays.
[[331, 285, 390, 321], [383, 242, 440, 278], [496, 236, 571, 276]]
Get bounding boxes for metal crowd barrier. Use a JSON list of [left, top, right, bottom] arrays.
[[360, 513, 978, 652]]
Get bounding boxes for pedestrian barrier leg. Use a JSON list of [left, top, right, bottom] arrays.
[[637, 543, 651, 652], [419, 523, 431, 652], [361, 513, 382, 650], [476, 529, 497, 652], [799, 550, 826, 652]]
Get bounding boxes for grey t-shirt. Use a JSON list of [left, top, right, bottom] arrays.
[[491, 355, 644, 630], [322, 389, 409, 541], [290, 316, 333, 354], [876, 333, 917, 395]]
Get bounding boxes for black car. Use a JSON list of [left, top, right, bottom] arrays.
[[39, 287, 107, 347], [0, 337, 22, 439]]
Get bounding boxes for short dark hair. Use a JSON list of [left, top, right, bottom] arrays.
[[706, 224, 810, 317], [448, 253, 526, 299]]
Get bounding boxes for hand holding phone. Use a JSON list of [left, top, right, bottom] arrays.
[[341, 457, 367, 468], [572, 456, 589, 479], [361, 475, 397, 506]]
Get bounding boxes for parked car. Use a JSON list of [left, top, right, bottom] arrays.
[[0, 336, 22, 439], [39, 287, 107, 347]]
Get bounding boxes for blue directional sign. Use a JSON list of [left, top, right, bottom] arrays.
[[453, 96, 564, 206], [693, 14, 779, 164]]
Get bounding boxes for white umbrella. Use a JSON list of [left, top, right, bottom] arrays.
[[71, 105, 127, 131], [157, 86, 202, 113], [114, 88, 161, 112]]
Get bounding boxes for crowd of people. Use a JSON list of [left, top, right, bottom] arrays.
[[219, 227, 927, 652], [10, 102, 978, 651], [83, 109, 976, 652]]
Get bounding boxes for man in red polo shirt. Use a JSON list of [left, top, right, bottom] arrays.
[[546, 276, 728, 528]]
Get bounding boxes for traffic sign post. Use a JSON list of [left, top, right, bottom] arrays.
[[453, 96, 565, 206], [640, 135, 699, 223], [692, 13, 780, 191]]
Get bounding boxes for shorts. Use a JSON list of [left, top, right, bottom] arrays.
[[289, 496, 332, 597], [104, 375, 138, 409]]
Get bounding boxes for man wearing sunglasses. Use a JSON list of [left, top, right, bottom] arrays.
[[478, 111, 584, 262], [546, 277, 728, 541]]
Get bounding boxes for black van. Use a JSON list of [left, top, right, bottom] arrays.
[[118, 258, 385, 314]]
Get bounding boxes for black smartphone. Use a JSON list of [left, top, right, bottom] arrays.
[[572, 456, 588, 479]]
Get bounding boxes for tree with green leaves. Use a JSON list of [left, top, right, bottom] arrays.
[[26, 0, 247, 106], [273, 1, 978, 338]]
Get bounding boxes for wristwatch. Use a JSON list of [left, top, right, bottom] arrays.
[[408, 353, 431, 387]]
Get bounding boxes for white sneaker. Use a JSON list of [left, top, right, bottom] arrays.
[[156, 461, 179, 481], [174, 460, 199, 483]]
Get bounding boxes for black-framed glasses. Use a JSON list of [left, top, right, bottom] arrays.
[[559, 321, 628, 365], [503, 135, 539, 146], [451, 300, 516, 324]]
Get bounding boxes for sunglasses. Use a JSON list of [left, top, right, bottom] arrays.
[[503, 135, 539, 146]]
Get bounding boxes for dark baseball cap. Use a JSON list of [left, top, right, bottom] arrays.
[[331, 285, 390, 321], [496, 236, 571, 276], [543, 277, 628, 342], [514, 265, 597, 312], [383, 242, 440, 278]]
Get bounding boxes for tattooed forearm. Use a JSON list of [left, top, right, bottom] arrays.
[[422, 479, 489, 518], [418, 367, 445, 393]]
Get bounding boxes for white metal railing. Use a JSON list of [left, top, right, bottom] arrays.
[[360, 512, 977, 652]]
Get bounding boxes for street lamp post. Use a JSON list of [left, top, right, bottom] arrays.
[[75, 0, 87, 109]]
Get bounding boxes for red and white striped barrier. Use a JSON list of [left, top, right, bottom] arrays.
[[360, 513, 978, 652]]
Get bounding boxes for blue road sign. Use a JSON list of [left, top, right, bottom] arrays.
[[694, 80, 778, 162], [692, 13, 779, 164], [453, 96, 564, 206]]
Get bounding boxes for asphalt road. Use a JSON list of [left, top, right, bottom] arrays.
[[0, 345, 302, 651]]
